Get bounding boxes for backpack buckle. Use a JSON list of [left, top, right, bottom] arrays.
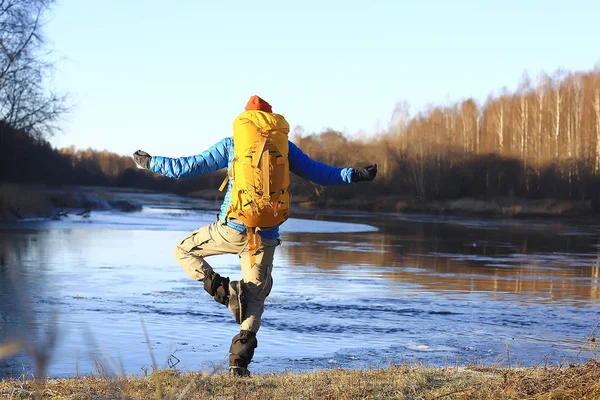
[[260, 129, 270, 139]]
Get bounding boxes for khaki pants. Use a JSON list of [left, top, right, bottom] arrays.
[[174, 220, 279, 332]]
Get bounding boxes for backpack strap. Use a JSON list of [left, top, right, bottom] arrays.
[[218, 175, 229, 192], [247, 227, 260, 267], [251, 130, 270, 168], [219, 158, 235, 192], [261, 149, 271, 203]]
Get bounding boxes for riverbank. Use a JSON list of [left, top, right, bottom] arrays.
[[190, 188, 594, 218], [1, 360, 598, 399], [0, 184, 144, 221], [0, 184, 595, 222]]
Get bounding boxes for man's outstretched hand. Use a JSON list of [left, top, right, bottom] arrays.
[[133, 150, 151, 169], [352, 164, 377, 182]]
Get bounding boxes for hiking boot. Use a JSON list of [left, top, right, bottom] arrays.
[[228, 281, 244, 324], [203, 272, 230, 305], [229, 330, 257, 370], [229, 365, 251, 377]]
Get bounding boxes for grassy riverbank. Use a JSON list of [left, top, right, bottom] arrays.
[[0, 184, 143, 221], [0, 183, 595, 222], [191, 188, 594, 218], [0, 361, 599, 399], [298, 195, 594, 218]]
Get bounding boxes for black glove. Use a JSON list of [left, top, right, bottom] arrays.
[[352, 164, 377, 182], [133, 150, 151, 169]]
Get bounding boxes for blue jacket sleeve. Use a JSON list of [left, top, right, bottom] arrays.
[[288, 141, 354, 185], [149, 138, 230, 179]]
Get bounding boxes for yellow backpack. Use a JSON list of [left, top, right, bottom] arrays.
[[220, 110, 291, 235]]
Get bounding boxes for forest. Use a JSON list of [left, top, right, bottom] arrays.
[[287, 68, 600, 210], [2, 67, 600, 212]]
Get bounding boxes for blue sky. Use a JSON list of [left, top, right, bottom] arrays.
[[46, 0, 600, 157]]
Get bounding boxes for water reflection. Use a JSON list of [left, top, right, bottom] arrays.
[[282, 212, 600, 305], [0, 231, 45, 378]]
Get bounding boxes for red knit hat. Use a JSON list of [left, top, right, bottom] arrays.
[[245, 95, 272, 113]]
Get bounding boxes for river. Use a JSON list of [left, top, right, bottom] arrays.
[[0, 191, 598, 378]]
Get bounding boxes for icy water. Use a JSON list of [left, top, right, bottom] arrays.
[[0, 192, 599, 378]]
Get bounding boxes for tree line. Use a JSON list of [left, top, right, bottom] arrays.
[[292, 68, 600, 209], [3, 67, 600, 210], [0, 122, 219, 194]]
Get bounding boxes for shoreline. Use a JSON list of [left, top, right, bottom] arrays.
[[188, 188, 595, 219], [0, 360, 598, 399], [0, 184, 145, 222], [313, 196, 594, 219], [0, 183, 595, 222]]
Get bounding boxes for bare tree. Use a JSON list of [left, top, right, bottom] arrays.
[[488, 91, 506, 153], [517, 74, 531, 169], [534, 74, 548, 165], [0, 0, 66, 139], [593, 76, 600, 173], [571, 74, 583, 160], [550, 73, 564, 161], [460, 98, 479, 154]]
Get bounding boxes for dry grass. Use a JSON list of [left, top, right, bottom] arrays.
[[317, 195, 593, 218], [0, 361, 598, 399], [0, 183, 52, 221], [0, 184, 146, 221]]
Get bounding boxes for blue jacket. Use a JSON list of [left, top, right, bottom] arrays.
[[150, 137, 354, 238]]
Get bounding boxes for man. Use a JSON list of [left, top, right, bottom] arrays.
[[133, 95, 377, 376]]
